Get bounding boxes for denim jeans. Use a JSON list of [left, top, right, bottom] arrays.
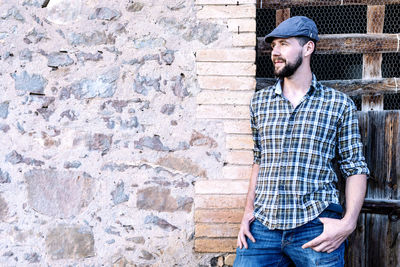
[[233, 210, 345, 267]]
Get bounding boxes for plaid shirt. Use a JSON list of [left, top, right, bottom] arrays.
[[251, 75, 369, 230]]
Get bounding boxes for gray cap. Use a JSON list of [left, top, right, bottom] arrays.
[[265, 16, 319, 43]]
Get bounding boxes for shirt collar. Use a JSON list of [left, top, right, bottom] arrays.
[[273, 73, 320, 97]]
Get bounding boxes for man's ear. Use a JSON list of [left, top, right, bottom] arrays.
[[304, 41, 315, 57]]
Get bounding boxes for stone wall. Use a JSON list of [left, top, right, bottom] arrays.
[[0, 0, 256, 266]]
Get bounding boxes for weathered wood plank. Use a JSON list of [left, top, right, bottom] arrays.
[[346, 214, 366, 267], [367, 5, 385, 34], [361, 94, 383, 111], [256, 78, 399, 96], [355, 112, 400, 266], [257, 0, 400, 8], [364, 213, 399, 267], [357, 111, 399, 200], [276, 8, 290, 26], [365, 214, 388, 266], [363, 54, 382, 79], [258, 34, 399, 54], [385, 112, 400, 200], [363, 6, 385, 80], [361, 199, 400, 218]]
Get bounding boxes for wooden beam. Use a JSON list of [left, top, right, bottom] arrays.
[[257, 0, 400, 8], [367, 5, 385, 34], [276, 8, 290, 26], [362, 5, 385, 110], [363, 5, 385, 79], [361, 198, 400, 222], [258, 34, 399, 55], [256, 78, 400, 96], [361, 94, 384, 111], [363, 53, 383, 79]]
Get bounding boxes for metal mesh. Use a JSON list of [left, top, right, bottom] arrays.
[[383, 4, 400, 33], [382, 53, 400, 78], [290, 5, 367, 34], [256, 1, 400, 110], [384, 93, 400, 110]]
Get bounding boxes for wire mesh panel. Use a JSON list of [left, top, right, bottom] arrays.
[[290, 5, 367, 34], [382, 53, 400, 78], [256, 1, 400, 111], [383, 4, 400, 33]]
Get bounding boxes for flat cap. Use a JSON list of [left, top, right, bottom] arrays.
[[265, 16, 319, 43]]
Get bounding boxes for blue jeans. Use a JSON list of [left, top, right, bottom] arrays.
[[233, 210, 345, 267]]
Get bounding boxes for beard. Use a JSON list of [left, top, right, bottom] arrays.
[[273, 52, 303, 79]]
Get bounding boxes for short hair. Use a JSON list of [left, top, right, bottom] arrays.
[[295, 36, 317, 56]]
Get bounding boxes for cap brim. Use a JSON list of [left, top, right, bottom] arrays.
[[264, 35, 319, 43]]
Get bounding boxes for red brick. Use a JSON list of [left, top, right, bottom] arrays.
[[195, 238, 237, 253], [198, 76, 256, 90], [232, 32, 257, 47], [195, 0, 256, 4], [228, 18, 256, 32], [222, 165, 252, 179], [226, 150, 253, 165], [197, 62, 256, 76], [195, 180, 249, 194], [195, 223, 240, 238], [195, 209, 243, 223], [223, 120, 252, 134], [197, 5, 255, 19], [226, 134, 253, 149], [197, 90, 253, 105], [196, 49, 255, 62], [197, 105, 250, 119], [195, 194, 246, 209]]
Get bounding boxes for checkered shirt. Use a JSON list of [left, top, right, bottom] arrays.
[[251, 74, 369, 230]]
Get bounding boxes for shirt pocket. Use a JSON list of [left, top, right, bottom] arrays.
[[301, 111, 338, 147]]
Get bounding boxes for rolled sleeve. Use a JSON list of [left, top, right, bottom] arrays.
[[250, 105, 261, 165], [337, 100, 370, 178]]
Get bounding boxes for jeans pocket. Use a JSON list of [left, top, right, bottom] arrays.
[[309, 216, 323, 225], [315, 243, 345, 266], [315, 253, 340, 266], [319, 210, 342, 220]]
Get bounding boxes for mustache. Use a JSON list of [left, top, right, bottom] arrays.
[[272, 57, 286, 63]]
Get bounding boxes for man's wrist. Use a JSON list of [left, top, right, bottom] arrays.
[[241, 208, 254, 222], [340, 216, 357, 232]]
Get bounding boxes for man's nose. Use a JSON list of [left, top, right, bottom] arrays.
[[271, 46, 280, 56]]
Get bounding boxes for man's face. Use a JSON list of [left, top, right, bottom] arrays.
[[270, 37, 304, 79]]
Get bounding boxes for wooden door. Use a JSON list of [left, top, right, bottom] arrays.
[[343, 111, 400, 267]]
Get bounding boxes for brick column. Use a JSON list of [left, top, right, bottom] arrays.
[[194, 0, 257, 255]]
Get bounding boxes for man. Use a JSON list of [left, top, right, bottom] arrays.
[[233, 16, 369, 267]]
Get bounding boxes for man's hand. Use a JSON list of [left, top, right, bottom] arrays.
[[237, 211, 256, 249], [302, 217, 356, 253]]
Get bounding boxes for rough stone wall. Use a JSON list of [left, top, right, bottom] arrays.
[[0, 0, 249, 265]]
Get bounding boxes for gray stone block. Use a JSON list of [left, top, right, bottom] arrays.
[[89, 7, 121, 21], [0, 101, 9, 119], [111, 181, 129, 205], [25, 169, 94, 218], [45, 225, 95, 260], [47, 52, 74, 67], [12, 71, 47, 94]]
